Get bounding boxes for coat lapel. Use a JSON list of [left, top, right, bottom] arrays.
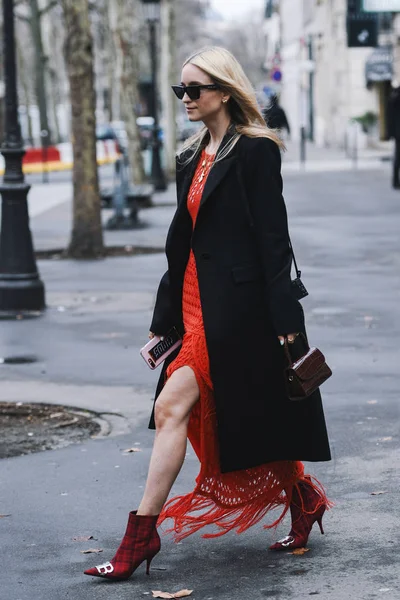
[[175, 125, 238, 212], [176, 147, 201, 207], [200, 155, 236, 208], [200, 125, 238, 208], [166, 150, 201, 254]]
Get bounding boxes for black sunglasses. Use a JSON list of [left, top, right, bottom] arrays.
[[171, 84, 219, 100]]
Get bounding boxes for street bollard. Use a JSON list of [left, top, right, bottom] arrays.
[[300, 126, 306, 166]]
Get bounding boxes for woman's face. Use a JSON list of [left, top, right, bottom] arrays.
[[180, 63, 227, 123]]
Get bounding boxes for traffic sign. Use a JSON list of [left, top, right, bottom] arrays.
[[347, 17, 378, 47], [271, 68, 282, 82]]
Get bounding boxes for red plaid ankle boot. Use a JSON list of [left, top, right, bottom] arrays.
[[269, 477, 327, 551], [84, 511, 160, 580]]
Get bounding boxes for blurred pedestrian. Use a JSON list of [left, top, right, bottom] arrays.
[[263, 94, 291, 137], [387, 83, 400, 189], [84, 46, 331, 582]]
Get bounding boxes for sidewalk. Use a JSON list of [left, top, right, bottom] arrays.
[[282, 138, 393, 173], [29, 181, 176, 252], [1, 163, 400, 599]]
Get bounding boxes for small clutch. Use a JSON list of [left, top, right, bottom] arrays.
[[140, 327, 182, 370], [283, 334, 332, 401]]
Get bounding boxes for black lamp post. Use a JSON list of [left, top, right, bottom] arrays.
[[0, 0, 45, 312], [141, 0, 167, 191]]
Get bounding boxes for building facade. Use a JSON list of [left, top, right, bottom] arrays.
[[264, 0, 400, 148]]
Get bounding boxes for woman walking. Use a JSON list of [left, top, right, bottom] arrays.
[[84, 46, 331, 581]]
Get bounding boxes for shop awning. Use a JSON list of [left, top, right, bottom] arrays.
[[365, 46, 393, 83]]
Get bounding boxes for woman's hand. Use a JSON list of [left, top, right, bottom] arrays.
[[149, 331, 165, 341], [278, 333, 299, 346]]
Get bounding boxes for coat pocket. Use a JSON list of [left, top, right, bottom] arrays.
[[231, 264, 262, 284]]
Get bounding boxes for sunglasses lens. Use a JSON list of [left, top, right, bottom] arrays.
[[186, 86, 200, 100], [171, 86, 185, 99], [171, 85, 202, 100]]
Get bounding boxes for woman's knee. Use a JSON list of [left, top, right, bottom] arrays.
[[154, 367, 199, 429]]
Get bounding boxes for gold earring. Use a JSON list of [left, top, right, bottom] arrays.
[[222, 99, 228, 104]]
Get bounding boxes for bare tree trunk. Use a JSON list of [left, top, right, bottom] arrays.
[[16, 37, 35, 146], [48, 67, 62, 143], [44, 10, 63, 144], [30, 0, 52, 144], [0, 96, 4, 145], [107, 44, 115, 122], [61, 0, 104, 258], [0, 42, 4, 144], [102, 1, 117, 122], [161, 0, 177, 179], [105, 6, 116, 123], [113, 0, 145, 185]]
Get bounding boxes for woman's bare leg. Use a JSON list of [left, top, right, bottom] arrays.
[[137, 366, 199, 516]]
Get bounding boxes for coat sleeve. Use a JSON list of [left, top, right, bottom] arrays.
[[241, 137, 304, 335], [149, 270, 176, 335], [149, 157, 185, 336]]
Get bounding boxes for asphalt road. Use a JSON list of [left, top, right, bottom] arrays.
[[0, 165, 399, 599]]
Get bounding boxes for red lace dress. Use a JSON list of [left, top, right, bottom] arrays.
[[158, 149, 328, 540]]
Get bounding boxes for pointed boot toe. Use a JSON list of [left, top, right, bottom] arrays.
[[84, 567, 102, 577]]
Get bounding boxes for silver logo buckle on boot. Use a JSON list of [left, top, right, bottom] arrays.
[[96, 561, 114, 575], [277, 535, 295, 547]]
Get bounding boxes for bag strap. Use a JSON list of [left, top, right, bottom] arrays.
[[236, 164, 301, 279], [283, 337, 294, 366], [288, 237, 301, 279], [283, 332, 309, 366]]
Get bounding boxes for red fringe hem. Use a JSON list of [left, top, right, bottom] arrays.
[[158, 474, 332, 542]]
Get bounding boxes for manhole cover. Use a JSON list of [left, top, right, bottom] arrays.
[[0, 402, 101, 459], [0, 355, 38, 365]]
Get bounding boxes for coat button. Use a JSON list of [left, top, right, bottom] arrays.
[[201, 253, 211, 260]]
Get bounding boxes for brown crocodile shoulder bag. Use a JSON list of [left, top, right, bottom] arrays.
[[283, 334, 332, 401]]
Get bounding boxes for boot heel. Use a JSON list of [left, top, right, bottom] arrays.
[[316, 505, 326, 534], [317, 517, 324, 535], [146, 557, 153, 575], [270, 479, 329, 551]]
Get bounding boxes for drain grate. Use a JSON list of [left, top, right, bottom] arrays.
[[0, 355, 38, 365]]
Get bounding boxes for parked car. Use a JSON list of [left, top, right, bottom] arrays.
[[96, 123, 127, 154], [97, 119, 164, 152], [136, 116, 164, 150]]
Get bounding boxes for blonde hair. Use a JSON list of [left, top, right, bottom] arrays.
[[178, 46, 283, 163]]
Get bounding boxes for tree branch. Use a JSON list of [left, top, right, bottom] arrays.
[[39, 0, 59, 17]]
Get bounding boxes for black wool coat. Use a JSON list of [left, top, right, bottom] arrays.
[[149, 133, 331, 473]]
